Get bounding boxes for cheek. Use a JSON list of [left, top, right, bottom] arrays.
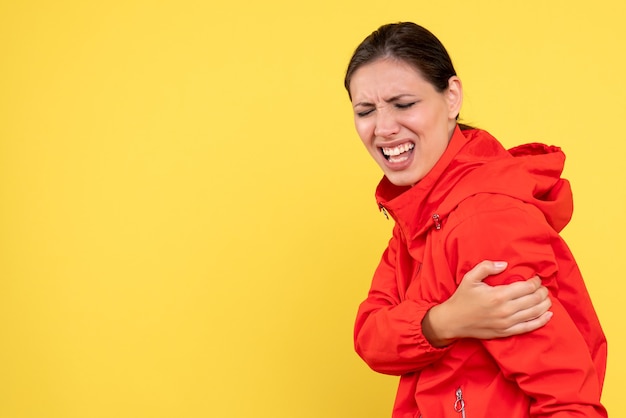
[[354, 119, 373, 143]]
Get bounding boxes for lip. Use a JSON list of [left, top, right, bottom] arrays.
[[378, 139, 415, 149]]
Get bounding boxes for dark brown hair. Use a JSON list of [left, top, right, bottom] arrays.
[[344, 22, 472, 129]]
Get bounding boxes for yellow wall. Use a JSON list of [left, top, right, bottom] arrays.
[[1, 1, 624, 417]]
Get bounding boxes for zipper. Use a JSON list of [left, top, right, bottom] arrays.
[[379, 204, 389, 220], [432, 213, 441, 230], [454, 387, 466, 418]]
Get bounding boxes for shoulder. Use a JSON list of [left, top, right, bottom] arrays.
[[444, 193, 547, 232], [438, 193, 560, 285]]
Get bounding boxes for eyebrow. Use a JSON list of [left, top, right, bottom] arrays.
[[353, 94, 416, 108]]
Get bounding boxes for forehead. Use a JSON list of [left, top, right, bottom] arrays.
[[349, 58, 433, 100]]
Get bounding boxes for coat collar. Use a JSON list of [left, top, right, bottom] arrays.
[[374, 126, 572, 241]]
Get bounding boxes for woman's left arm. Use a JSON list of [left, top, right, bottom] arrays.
[[445, 194, 607, 417]]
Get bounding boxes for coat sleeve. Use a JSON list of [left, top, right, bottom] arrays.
[[354, 225, 450, 376], [445, 194, 607, 417]]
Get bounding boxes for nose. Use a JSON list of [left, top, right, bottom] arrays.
[[374, 108, 400, 138]]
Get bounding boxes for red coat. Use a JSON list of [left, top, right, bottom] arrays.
[[354, 127, 607, 417]]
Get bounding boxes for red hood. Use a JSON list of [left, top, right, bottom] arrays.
[[375, 127, 573, 240]]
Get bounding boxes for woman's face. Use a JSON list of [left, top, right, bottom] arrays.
[[349, 58, 462, 186]]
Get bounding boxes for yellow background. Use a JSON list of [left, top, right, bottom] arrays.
[[1, 1, 624, 417]]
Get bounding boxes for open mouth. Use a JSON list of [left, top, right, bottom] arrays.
[[381, 142, 415, 163]]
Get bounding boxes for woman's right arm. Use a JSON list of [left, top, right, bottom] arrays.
[[354, 232, 552, 375], [355, 230, 444, 375]]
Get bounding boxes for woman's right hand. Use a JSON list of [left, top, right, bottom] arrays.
[[422, 261, 552, 348]]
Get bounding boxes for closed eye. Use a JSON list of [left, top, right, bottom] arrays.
[[356, 108, 375, 118], [395, 101, 417, 110]]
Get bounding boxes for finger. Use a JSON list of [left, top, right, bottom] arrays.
[[511, 283, 549, 306], [506, 295, 552, 325], [493, 276, 543, 300], [500, 311, 553, 337], [461, 260, 508, 284]]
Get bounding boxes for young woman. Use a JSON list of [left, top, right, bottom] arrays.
[[345, 22, 607, 417]]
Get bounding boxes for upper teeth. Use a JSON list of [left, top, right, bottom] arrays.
[[382, 143, 414, 156]]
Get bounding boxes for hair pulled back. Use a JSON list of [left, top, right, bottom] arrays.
[[345, 22, 471, 128], [344, 22, 457, 97]]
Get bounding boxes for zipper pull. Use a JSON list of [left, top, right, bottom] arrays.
[[454, 387, 466, 418], [379, 204, 389, 220], [432, 213, 441, 230]]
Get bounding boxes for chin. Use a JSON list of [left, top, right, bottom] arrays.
[[385, 172, 422, 187]]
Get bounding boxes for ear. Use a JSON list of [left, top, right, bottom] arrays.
[[445, 76, 463, 120]]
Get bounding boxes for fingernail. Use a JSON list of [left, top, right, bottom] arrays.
[[493, 261, 507, 269]]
